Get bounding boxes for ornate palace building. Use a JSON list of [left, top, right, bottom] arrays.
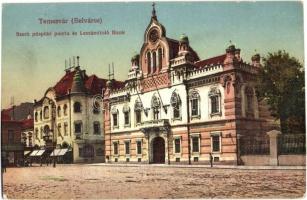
[[33, 60, 123, 163], [103, 6, 275, 165]]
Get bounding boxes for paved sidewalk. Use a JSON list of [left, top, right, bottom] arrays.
[[88, 162, 306, 170]]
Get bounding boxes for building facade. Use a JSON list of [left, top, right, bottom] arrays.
[[1, 112, 24, 166], [33, 63, 122, 163], [103, 7, 275, 165]]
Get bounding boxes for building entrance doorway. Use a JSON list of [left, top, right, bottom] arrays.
[[152, 137, 165, 163]]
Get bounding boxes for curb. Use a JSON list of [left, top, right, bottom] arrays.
[[86, 163, 306, 170]]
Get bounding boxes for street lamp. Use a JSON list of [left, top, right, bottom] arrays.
[[51, 102, 57, 168]]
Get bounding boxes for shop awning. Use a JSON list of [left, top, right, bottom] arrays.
[[57, 148, 68, 156], [35, 150, 45, 156], [29, 150, 39, 156], [24, 151, 31, 156], [50, 149, 62, 157]]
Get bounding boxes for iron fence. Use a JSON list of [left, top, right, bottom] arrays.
[[278, 134, 306, 155], [240, 136, 270, 155]]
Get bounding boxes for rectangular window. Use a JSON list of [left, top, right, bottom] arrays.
[[64, 123, 68, 136], [8, 130, 14, 143], [124, 112, 130, 125], [74, 122, 82, 133], [192, 136, 199, 153], [93, 122, 100, 134], [211, 96, 219, 113], [40, 128, 43, 139], [212, 135, 220, 152], [137, 141, 142, 155], [112, 114, 118, 127], [113, 142, 118, 155], [174, 138, 181, 153], [125, 141, 130, 155], [153, 109, 159, 120], [57, 123, 61, 136], [136, 111, 141, 124], [191, 99, 199, 116]]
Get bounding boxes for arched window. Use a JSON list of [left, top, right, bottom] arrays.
[[147, 52, 151, 74], [151, 95, 161, 120], [171, 92, 181, 119], [63, 104, 68, 116], [57, 123, 62, 136], [35, 112, 38, 122], [158, 48, 163, 71], [57, 106, 61, 117], [123, 104, 130, 126], [43, 106, 49, 119], [40, 110, 42, 120], [152, 51, 157, 73], [209, 87, 221, 115], [93, 101, 100, 114], [189, 90, 200, 118], [245, 87, 254, 115], [134, 99, 143, 124], [111, 107, 119, 128], [74, 102, 82, 113]]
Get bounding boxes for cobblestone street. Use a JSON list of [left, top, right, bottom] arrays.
[[2, 164, 306, 199]]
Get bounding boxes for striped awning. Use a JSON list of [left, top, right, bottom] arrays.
[[35, 150, 45, 156], [58, 148, 68, 156], [29, 150, 39, 156], [50, 149, 62, 157]]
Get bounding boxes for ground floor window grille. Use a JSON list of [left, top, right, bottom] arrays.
[[137, 141, 142, 155], [174, 138, 181, 153], [113, 142, 118, 155], [192, 136, 200, 153], [212, 135, 220, 152], [125, 141, 130, 155]]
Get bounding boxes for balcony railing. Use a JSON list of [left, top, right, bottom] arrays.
[[139, 119, 170, 133]]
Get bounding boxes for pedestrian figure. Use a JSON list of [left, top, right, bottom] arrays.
[[209, 153, 213, 168], [1, 156, 6, 173]]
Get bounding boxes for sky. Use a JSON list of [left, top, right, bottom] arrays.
[[1, 1, 304, 108]]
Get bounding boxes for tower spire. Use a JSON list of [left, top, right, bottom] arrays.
[[152, 2, 157, 20]]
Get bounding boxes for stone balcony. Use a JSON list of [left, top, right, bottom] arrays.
[[139, 119, 170, 133]]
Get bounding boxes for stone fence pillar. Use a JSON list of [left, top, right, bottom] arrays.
[[267, 130, 281, 166]]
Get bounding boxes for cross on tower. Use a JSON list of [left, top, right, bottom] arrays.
[[152, 2, 156, 19]]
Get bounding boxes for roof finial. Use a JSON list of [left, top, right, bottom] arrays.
[[77, 56, 80, 67], [152, 2, 157, 19]]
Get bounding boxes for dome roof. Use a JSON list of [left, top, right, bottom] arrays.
[[179, 34, 189, 43]]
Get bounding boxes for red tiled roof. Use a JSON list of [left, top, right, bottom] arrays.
[[85, 75, 106, 95], [166, 38, 200, 61], [195, 54, 226, 68], [21, 118, 33, 130], [53, 70, 75, 96], [52, 69, 124, 97]]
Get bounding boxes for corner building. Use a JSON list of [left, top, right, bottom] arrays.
[[103, 7, 275, 165], [33, 64, 124, 163]]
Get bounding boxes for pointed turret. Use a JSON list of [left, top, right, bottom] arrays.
[[71, 67, 86, 93]]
